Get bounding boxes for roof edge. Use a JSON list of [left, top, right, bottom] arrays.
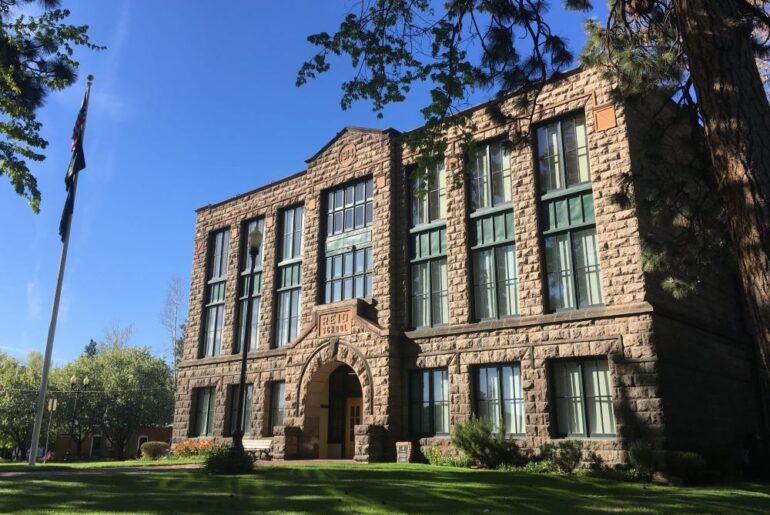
[[305, 126, 400, 164], [195, 169, 308, 213]]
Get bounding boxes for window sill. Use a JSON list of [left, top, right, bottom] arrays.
[[181, 348, 288, 368], [404, 302, 653, 340]]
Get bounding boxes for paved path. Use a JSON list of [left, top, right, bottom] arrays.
[[0, 463, 203, 478], [0, 459, 359, 478]]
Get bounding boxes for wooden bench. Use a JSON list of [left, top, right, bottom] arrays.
[[242, 438, 273, 460]]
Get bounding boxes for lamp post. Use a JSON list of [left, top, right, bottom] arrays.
[[69, 375, 89, 459], [43, 398, 58, 464], [231, 226, 262, 453]]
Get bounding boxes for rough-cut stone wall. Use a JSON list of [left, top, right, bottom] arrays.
[[173, 67, 764, 464]]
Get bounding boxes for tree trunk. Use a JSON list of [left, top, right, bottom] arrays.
[[672, 0, 770, 430]]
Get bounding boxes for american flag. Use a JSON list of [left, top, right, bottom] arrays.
[[60, 76, 92, 241]]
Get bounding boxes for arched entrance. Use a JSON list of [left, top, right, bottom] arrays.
[[302, 362, 363, 459]]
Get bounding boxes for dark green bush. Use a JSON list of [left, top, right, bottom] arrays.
[[666, 451, 707, 485], [139, 441, 169, 460], [628, 441, 655, 481], [204, 446, 255, 475], [451, 418, 522, 468], [553, 440, 583, 474]]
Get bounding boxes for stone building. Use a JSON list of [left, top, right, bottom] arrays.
[[173, 68, 766, 464]]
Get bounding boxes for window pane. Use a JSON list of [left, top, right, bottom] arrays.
[[537, 123, 562, 193], [433, 369, 449, 434], [430, 259, 449, 326], [563, 114, 590, 186], [584, 360, 615, 436], [554, 361, 584, 435], [471, 148, 490, 210], [495, 245, 519, 317], [490, 143, 512, 206], [545, 234, 575, 310], [572, 228, 603, 307], [473, 250, 496, 319], [411, 263, 429, 328], [270, 382, 286, 432], [502, 365, 524, 435]]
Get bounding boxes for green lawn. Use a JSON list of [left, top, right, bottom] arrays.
[[0, 456, 203, 472], [1, 463, 769, 514]]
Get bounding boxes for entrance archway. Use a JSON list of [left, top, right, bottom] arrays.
[[301, 362, 363, 459]]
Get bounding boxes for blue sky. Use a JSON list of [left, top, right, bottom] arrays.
[[0, 1, 602, 365]]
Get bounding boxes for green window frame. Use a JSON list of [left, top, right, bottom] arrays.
[[326, 178, 373, 235], [409, 368, 449, 436], [537, 113, 603, 311], [191, 387, 215, 437], [275, 206, 303, 347], [470, 209, 519, 320], [475, 363, 525, 436], [227, 384, 253, 437], [268, 381, 285, 436], [325, 247, 373, 303], [551, 358, 616, 438], [410, 163, 448, 329], [235, 218, 264, 353], [323, 178, 373, 304], [201, 229, 230, 357]]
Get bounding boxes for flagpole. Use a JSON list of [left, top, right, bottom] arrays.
[[28, 76, 92, 467]]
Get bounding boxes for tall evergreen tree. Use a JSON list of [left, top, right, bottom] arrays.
[[298, 0, 770, 385], [0, 0, 101, 212]]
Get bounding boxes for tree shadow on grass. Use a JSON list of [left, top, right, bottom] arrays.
[[1, 465, 769, 514]]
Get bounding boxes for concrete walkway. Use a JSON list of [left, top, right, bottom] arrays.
[[0, 459, 360, 478], [0, 463, 203, 479]]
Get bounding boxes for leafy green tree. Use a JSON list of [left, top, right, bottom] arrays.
[[51, 356, 104, 458], [299, 0, 770, 383], [96, 346, 174, 460], [0, 352, 41, 452], [0, 0, 101, 212]]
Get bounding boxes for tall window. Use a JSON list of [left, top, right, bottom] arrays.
[[410, 164, 448, 328], [475, 364, 525, 436], [275, 206, 304, 347], [470, 141, 518, 321], [201, 229, 229, 357], [324, 178, 374, 303], [537, 113, 603, 311], [268, 381, 285, 435], [471, 140, 512, 210], [552, 358, 615, 437], [236, 218, 264, 353], [191, 387, 215, 437], [227, 384, 253, 436], [409, 368, 449, 436]]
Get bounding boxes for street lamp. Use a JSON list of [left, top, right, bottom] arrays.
[[231, 226, 262, 453], [69, 375, 89, 459]]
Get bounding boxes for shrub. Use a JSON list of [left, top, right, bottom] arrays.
[[204, 446, 255, 475], [666, 451, 707, 485], [628, 441, 655, 481], [139, 441, 169, 460], [522, 459, 556, 474], [424, 442, 470, 468], [538, 443, 556, 461], [451, 418, 522, 469], [553, 440, 583, 474]]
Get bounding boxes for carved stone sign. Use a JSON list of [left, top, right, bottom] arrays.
[[338, 143, 357, 166], [395, 441, 412, 463], [319, 311, 353, 337]]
